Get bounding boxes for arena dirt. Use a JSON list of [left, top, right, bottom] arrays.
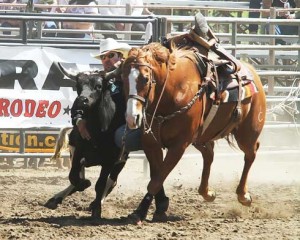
[[0, 140, 299, 240]]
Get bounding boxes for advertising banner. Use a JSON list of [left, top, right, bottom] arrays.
[[0, 46, 101, 152]]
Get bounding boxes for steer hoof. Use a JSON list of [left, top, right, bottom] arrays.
[[44, 197, 62, 209], [88, 201, 102, 219], [75, 179, 91, 192], [238, 192, 252, 206]]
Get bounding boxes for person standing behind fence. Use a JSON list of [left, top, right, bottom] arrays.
[[272, 0, 297, 40], [59, 0, 98, 38], [248, 0, 263, 34], [0, 0, 23, 35], [97, 0, 147, 40]]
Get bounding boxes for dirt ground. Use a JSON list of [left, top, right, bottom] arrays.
[[0, 139, 299, 240]]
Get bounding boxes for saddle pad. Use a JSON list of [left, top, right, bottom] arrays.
[[220, 81, 258, 103]]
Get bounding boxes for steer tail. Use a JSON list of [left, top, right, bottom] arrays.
[[51, 127, 72, 161]]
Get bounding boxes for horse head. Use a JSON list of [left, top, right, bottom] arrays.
[[122, 43, 170, 129]]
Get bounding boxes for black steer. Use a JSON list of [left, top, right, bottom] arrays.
[[45, 64, 127, 218]]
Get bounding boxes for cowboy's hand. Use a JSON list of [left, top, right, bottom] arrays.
[[76, 119, 91, 140]]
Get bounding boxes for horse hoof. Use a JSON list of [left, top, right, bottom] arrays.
[[44, 197, 62, 209], [238, 193, 252, 206], [199, 189, 216, 202], [152, 212, 168, 222]]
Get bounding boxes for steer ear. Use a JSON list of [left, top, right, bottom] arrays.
[[57, 62, 78, 80]]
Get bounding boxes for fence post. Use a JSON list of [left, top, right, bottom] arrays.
[[298, 25, 300, 71], [231, 22, 237, 57], [268, 7, 276, 96], [125, 3, 132, 40]]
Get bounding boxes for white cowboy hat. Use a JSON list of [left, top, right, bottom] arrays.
[[91, 38, 131, 60]]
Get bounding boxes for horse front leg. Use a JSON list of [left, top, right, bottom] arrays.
[[153, 186, 169, 222], [194, 141, 216, 202], [131, 145, 185, 224]]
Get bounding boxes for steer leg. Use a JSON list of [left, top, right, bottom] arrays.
[[44, 161, 90, 209], [101, 152, 129, 203], [89, 166, 111, 218]]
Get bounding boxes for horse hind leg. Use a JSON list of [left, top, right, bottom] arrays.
[[235, 136, 260, 206], [194, 141, 216, 202]]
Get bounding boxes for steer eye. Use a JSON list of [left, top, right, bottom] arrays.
[[95, 84, 102, 91]]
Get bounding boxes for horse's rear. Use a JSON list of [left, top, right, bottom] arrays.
[[195, 62, 266, 206], [231, 63, 266, 204]]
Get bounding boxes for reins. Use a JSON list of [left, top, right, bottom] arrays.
[[144, 63, 169, 134], [128, 52, 207, 143]]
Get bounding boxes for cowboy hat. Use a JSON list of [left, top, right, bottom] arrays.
[[91, 38, 131, 60]]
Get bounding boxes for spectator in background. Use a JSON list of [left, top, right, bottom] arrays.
[[98, 0, 148, 40], [0, 0, 22, 35], [248, 0, 263, 34], [248, 0, 297, 44], [59, 0, 98, 38], [288, 10, 300, 18], [272, 0, 297, 38], [43, 0, 69, 37]]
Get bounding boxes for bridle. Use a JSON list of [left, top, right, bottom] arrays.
[[128, 61, 156, 111], [127, 56, 207, 140]]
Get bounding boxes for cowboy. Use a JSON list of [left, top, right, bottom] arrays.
[[72, 37, 142, 152]]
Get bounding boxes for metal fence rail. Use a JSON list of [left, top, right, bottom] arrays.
[[1, 8, 299, 162]]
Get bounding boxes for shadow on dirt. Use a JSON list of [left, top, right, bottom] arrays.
[[0, 214, 184, 227]]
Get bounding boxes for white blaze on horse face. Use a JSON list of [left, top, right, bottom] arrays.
[[126, 67, 142, 129]]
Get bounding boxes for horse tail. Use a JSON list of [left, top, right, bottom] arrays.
[[51, 127, 72, 160]]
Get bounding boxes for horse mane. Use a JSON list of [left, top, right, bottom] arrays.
[[168, 42, 197, 71], [136, 42, 197, 71]]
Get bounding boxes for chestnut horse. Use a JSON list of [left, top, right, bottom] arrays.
[[122, 42, 266, 223]]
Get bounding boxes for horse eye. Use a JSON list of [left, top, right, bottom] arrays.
[[140, 75, 149, 85]]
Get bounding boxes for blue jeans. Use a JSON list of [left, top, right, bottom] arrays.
[[114, 124, 142, 152]]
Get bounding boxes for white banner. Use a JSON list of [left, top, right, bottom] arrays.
[[0, 46, 102, 129]]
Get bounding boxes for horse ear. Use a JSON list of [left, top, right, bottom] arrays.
[[128, 47, 139, 57], [57, 62, 78, 81]]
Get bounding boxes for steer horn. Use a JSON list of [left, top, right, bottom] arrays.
[[58, 62, 79, 80], [104, 60, 123, 80]]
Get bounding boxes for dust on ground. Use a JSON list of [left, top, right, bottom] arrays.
[[0, 138, 299, 240]]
